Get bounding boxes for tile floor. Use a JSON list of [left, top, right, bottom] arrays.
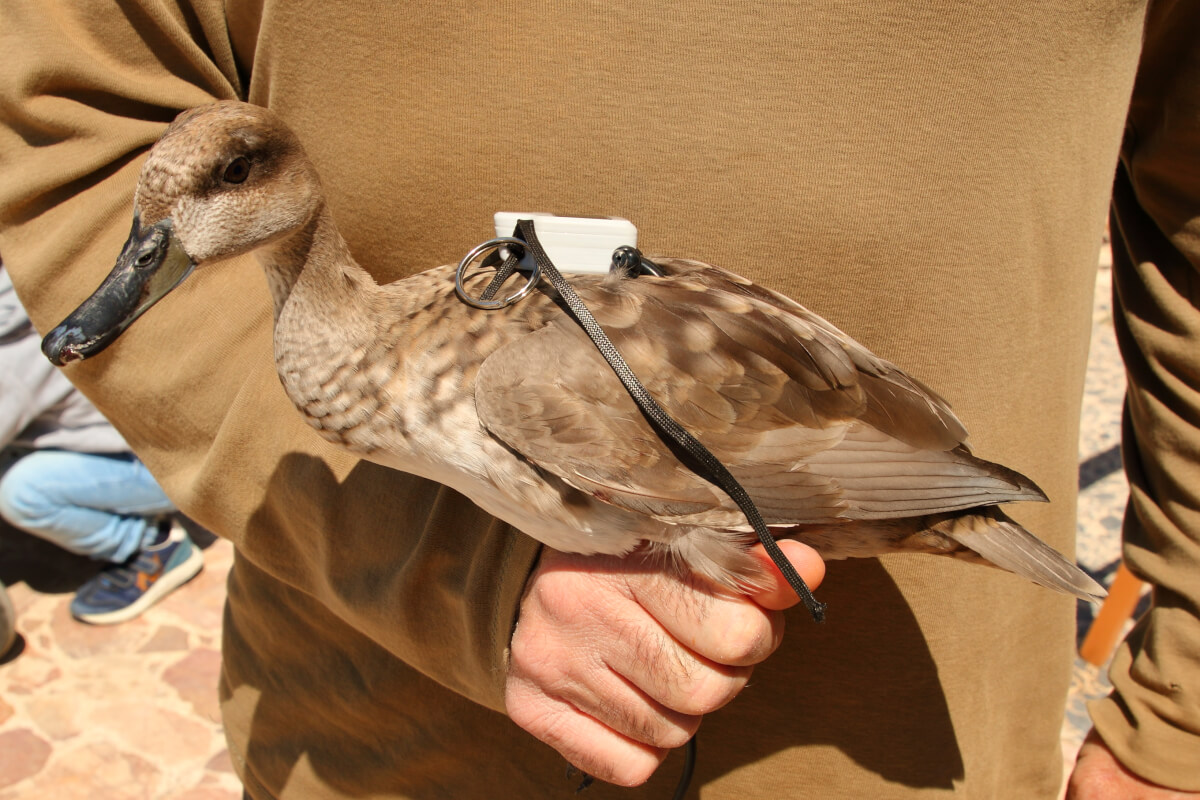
[[0, 242, 1134, 798]]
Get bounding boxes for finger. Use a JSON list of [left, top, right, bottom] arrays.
[[599, 612, 753, 717], [562, 667, 702, 750], [508, 553, 705, 748], [506, 673, 669, 787], [748, 539, 826, 611], [510, 615, 703, 749], [627, 566, 784, 669]]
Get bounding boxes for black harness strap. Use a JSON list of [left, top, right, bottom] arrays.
[[485, 220, 826, 623], [471, 221, 827, 799]]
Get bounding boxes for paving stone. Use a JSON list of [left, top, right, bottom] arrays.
[[140, 625, 192, 653], [24, 693, 84, 740], [49, 600, 153, 659], [166, 577, 227, 631], [88, 703, 214, 764], [164, 648, 224, 722], [21, 740, 161, 800], [0, 729, 52, 789], [206, 748, 236, 774], [2, 655, 61, 695]]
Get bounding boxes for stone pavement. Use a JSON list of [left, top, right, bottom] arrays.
[[0, 527, 238, 800], [0, 240, 1134, 798]]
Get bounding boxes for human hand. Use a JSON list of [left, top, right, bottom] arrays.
[[504, 539, 825, 786], [1067, 729, 1200, 799]]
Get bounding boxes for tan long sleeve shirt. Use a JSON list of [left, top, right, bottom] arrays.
[[1, 1, 1195, 796]]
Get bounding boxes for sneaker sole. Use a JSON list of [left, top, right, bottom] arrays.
[[72, 546, 205, 626]]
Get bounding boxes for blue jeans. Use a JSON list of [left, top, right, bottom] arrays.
[[0, 449, 176, 564]]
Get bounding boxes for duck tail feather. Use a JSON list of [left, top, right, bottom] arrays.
[[941, 508, 1107, 603]]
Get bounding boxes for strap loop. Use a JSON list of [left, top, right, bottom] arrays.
[[455, 237, 539, 309]]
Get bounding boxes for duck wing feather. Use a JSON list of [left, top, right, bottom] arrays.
[[475, 261, 1045, 530]]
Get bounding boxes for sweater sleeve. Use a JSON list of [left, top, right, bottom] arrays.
[[0, 268, 47, 448], [0, 0, 539, 712], [1089, 0, 1200, 788]]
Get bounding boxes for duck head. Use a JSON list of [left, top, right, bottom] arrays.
[[43, 101, 321, 365]]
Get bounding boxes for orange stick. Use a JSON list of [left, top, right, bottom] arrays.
[[1080, 562, 1145, 667]]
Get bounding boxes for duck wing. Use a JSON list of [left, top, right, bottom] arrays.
[[475, 264, 1044, 530]]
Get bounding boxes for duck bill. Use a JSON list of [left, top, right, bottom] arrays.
[[42, 216, 194, 366]]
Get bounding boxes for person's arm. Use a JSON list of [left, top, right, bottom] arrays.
[[0, 271, 39, 448], [1072, 0, 1200, 793], [0, 267, 69, 448], [0, 0, 541, 710]]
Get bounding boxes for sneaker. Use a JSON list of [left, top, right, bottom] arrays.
[[70, 519, 204, 625]]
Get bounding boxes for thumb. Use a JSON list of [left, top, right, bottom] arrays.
[[747, 539, 826, 611]]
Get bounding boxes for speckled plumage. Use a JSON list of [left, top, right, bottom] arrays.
[[46, 102, 1105, 601]]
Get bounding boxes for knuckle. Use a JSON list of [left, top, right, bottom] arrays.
[[525, 572, 587, 624], [600, 749, 667, 788], [504, 678, 558, 737], [708, 610, 777, 665], [507, 642, 545, 681], [675, 669, 750, 715], [609, 703, 699, 751], [508, 624, 582, 691], [653, 723, 698, 751]]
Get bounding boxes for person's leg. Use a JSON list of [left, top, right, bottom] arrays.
[[0, 449, 201, 624], [0, 450, 176, 563]]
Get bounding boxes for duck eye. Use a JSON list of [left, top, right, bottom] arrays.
[[222, 157, 251, 184]]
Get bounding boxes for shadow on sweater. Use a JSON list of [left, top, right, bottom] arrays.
[[219, 453, 975, 798]]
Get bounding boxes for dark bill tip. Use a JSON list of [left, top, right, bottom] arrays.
[[41, 216, 194, 366], [41, 326, 90, 366]]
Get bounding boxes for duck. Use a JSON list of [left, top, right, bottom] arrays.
[[42, 101, 1104, 604]]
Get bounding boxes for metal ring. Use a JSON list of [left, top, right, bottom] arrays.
[[455, 237, 540, 310]]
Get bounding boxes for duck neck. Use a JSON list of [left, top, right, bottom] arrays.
[[257, 201, 373, 324], [257, 203, 390, 439]]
